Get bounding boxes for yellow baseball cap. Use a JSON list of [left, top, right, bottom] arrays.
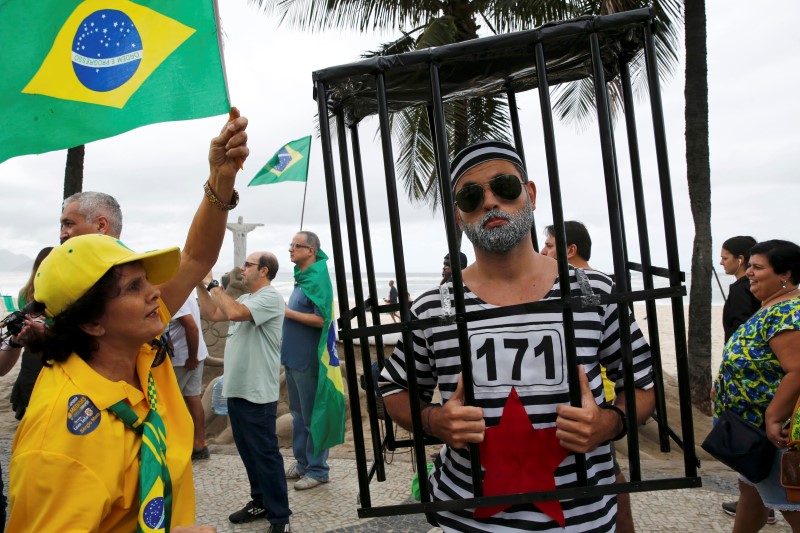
[[34, 234, 180, 317]]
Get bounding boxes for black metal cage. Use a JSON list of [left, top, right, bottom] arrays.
[[312, 7, 698, 520]]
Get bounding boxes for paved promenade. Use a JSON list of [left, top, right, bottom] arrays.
[[1, 438, 793, 532], [191, 446, 791, 532]]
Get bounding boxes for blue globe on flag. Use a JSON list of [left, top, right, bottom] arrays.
[[71, 9, 142, 92], [142, 496, 165, 529]]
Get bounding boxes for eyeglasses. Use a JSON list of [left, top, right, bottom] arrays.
[[289, 243, 312, 250], [242, 261, 258, 269], [454, 174, 524, 213]]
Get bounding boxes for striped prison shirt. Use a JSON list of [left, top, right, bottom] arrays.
[[380, 266, 653, 532]]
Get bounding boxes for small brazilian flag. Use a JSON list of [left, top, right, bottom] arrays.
[[0, 0, 229, 164], [248, 136, 312, 186]]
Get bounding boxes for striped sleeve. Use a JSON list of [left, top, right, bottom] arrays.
[[589, 275, 653, 392], [379, 287, 440, 404]]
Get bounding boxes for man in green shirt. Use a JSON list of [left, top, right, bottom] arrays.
[[197, 251, 291, 533]]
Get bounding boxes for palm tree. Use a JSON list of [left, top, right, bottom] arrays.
[[684, 0, 711, 415], [64, 145, 85, 199], [254, 0, 682, 209], [256, 0, 715, 414]]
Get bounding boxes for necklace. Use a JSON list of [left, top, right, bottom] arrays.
[[762, 287, 800, 309]]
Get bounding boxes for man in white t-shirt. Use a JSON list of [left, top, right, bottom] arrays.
[[168, 294, 210, 460]]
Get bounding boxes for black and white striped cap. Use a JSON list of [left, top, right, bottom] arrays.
[[450, 140, 526, 188]]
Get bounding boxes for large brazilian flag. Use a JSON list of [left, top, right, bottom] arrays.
[[294, 248, 346, 453], [0, 0, 230, 163]]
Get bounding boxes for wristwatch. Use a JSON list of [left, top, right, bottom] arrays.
[[206, 279, 220, 292]]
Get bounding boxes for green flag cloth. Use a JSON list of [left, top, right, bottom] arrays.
[[0, 0, 230, 163], [248, 136, 311, 186], [108, 372, 172, 532], [294, 248, 346, 453], [2, 296, 17, 312]]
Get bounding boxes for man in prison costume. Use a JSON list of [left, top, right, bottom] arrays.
[[380, 140, 655, 532]]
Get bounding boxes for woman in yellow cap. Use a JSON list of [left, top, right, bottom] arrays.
[[7, 109, 248, 533]]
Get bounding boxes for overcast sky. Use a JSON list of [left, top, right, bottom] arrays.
[[0, 0, 797, 279]]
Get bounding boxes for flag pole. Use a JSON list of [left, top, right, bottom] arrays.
[[300, 178, 309, 230], [212, 0, 232, 106], [300, 139, 313, 230], [712, 267, 727, 303]]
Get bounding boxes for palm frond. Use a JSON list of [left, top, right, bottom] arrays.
[[416, 16, 459, 49], [466, 96, 512, 146], [390, 106, 440, 209], [552, 77, 598, 131], [549, 0, 681, 128], [361, 31, 419, 58], [388, 94, 514, 211], [251, 0, 439, 33], [486, 0, 580, 32]]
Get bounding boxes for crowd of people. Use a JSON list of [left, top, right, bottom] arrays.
[[0, 132, 797, 533], [0, 112, 337, 533]]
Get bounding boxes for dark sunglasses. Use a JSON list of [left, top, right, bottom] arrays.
[[454, 174, 524, 213], [289, 243, 312, 250], [242, 261, 258, 268]]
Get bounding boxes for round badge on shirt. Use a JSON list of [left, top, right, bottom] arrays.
[[66, 394, 102, 435]]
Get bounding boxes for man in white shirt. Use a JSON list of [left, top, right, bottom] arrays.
[[168, 293, 210, 459]]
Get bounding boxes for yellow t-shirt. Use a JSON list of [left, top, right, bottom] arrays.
[[8, 301, 195, 532], [600, 365, 616, 402]]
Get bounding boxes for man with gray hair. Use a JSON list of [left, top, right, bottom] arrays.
[[282, 230, 335, 491], [59, 191, 123, 243], [380, 140, 655, 532]]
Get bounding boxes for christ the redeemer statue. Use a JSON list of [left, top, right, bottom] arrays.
[[226, 216, 264, 269]]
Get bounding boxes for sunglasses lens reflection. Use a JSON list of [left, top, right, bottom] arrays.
[[456, 185, 484, 212], [455, 175, 523, 213]]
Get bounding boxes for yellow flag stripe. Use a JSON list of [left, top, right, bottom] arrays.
[[269, 145, 303, 177], [23, 0, 195, 108]]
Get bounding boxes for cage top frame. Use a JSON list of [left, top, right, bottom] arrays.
[[313, 8, 652, 125]]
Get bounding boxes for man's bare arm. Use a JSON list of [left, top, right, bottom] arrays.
[[195, 283, 227, 323], [177, 314, 201, 370], [198, 273, 253, 322], [285, 308, 324, 328]]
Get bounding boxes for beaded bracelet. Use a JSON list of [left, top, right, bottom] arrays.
[[203, 180, 239, 211]]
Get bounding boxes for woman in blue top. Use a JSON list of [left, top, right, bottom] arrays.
[[713, 239, 800, 532]]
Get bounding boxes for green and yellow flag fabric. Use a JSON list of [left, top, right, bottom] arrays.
[[0, 0, 230, 163], [248, 136, 311, 186], [2, 296, 17, 312], [108, 372, 172, 532], [294, 248, 346, 453]]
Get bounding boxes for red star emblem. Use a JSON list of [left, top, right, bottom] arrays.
[[474, 387, 570, 526]]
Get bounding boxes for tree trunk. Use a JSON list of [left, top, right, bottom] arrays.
[[63, 145, 85, 199], [684, 0, 712, 415]]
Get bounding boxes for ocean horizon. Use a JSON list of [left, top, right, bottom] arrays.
[[1, 269, 729, 311]]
